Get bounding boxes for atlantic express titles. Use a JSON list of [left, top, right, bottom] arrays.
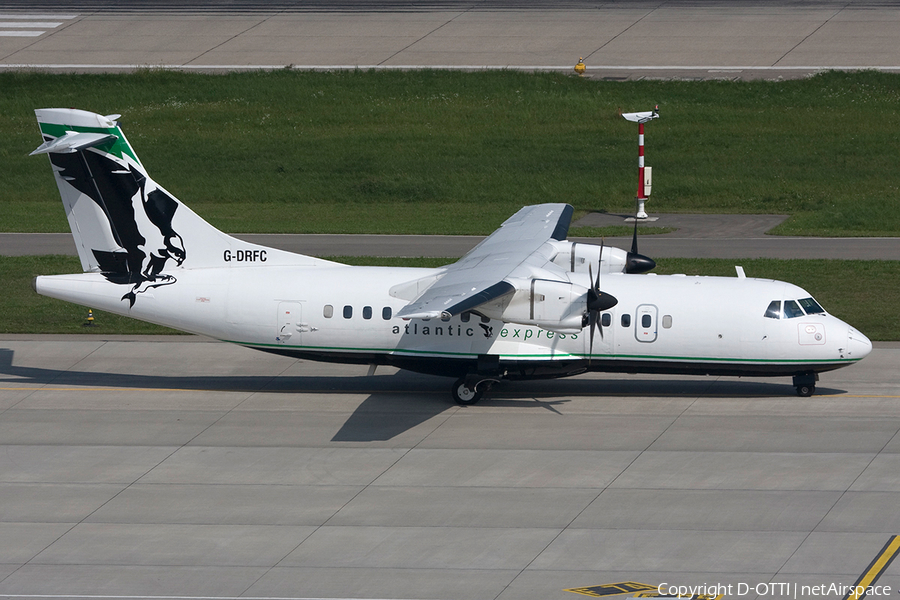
[[392, 321, 579, 341]]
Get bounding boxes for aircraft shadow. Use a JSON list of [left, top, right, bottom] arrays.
[[0, 348, 846, 442]]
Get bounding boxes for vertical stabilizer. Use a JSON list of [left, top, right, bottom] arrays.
[[33, 108, 334, 307]]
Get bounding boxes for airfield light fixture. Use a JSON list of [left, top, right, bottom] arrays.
[[621, 105, 659, 219]]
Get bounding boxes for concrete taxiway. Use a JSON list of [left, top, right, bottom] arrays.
[[1, 336, 899, 599], [4, 225, 900, 261], [2, 1, 900, 78], [3, 2, 900, 598]]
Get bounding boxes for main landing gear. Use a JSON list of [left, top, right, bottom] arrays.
[[451, 376, 497, 405]]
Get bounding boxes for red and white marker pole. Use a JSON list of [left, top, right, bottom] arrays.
[[637, 121, 646, 203], [621, 106, 659, 219]]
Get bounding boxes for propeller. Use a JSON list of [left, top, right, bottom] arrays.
[[625, 219, 657, 274], [584, 240, 619, 362]]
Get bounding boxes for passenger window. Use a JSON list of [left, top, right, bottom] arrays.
[[799, 297, 825, 315], [621, 314, 631, 327], [641, 314, 652, 328], [784, 300, 804, 319], [461, 312, 471, 323], [363, 306, 372, 320], [480, 315, 490, 323], [343, 305, 352, 319], [382, 307, 392, 320], [764, 300, 781, 319], [601, 313, 611, 327], [323, 304, 334, 318], [662, 315, 672, 329]]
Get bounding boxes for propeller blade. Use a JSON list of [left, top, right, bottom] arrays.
[[588, 309, 596, 361], [597, 239, 604, 290], [631, 219, 639, 255], [625, 219, 657, 274]]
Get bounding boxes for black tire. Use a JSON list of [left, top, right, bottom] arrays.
[[796, 384, 815, 397], [451, 378, 483, 405]]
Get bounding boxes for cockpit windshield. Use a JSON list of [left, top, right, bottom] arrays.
[[764, 297, 827, 319], [798, 297, 825, 315], [783, 300, 804, 318]]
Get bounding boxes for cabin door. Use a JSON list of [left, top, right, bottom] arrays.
[[635, 304, 658, 343]]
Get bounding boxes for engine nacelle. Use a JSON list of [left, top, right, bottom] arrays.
[[475, 277, 588, 334], [548, 240, 655, 275], [549, 240, 629, 274]]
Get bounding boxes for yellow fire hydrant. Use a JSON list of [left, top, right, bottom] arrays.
[[574, 57, 586, 76]]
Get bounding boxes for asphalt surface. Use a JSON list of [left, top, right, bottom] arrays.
[[2, 3, 900, 600], [4, 215, 899, 260], [2, 0, 900, 78], [1, 336, 899, 600]]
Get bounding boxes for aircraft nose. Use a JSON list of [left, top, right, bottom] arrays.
[[847, 326, 872, 360]]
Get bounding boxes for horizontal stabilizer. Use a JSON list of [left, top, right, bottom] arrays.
[[31, 131, 117, 155]]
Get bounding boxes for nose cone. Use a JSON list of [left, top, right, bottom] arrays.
[[847, 326, 873, 361]]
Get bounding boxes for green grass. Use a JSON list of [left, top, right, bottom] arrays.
[[3, 69, 899, 235], [4, 255, 896, 340], [0, 256, 180, 335]]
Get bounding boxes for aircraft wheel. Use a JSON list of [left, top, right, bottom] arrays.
[[451, 378, 483, 405], [796, 384, 815, 398]]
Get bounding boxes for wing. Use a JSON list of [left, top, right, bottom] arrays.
[[395, 203, 574, 319]]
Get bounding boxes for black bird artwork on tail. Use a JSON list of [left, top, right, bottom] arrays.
[[48, 148, 185, 307]]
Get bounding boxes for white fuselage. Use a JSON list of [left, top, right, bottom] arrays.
[[36, 263, 872, 381]]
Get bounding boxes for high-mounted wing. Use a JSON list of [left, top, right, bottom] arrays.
[[395, 203, 574, 320]]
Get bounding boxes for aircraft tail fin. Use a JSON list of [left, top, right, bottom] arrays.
[[33, 108, 330, 280]]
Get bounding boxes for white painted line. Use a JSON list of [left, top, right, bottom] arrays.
[[0, 22, 62, 27], [0, 21, 62, 27], [0, 31, 45, 37], [0, 21, 62, 31], [0, 14, 78, 19]]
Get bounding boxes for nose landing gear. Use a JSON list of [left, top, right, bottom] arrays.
[[796, 384, 816, 397], [793, 372, 819, 397]]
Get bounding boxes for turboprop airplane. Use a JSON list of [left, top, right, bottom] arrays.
[[30, 108, 872, 404]]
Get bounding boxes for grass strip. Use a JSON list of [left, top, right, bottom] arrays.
[[3, 69, 899, 236]]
